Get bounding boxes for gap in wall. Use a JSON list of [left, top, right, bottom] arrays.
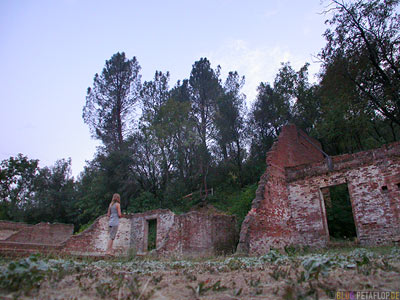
[[147, 219, 157, 251], [323, 183, 357, 240]]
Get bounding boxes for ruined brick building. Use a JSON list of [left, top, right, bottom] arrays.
[[238, 124, 400, 255], [0, 208, 237, 257], [0, 125, 399, 257]]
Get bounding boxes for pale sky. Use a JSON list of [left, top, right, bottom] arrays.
[[0, 0, 328, 178]]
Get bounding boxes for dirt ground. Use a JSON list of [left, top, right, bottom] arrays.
[[1, 247, 399, 300]]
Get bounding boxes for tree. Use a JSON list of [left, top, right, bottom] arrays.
[[285, 63, 321, 133], [165, 81, 200, 197], [83, 52, 141, 151], [74, 148, 139, 228], [139, 71, 173, 196], [249, 64, 294, 161], [141, 71, 170, 125], [189, 58, 223, 198], [316, 55, 388, 155], [0, 155, 77, 225], [320, 0, 400, 126], [27, 159, 76, 224], [0, 154, 39, 221], [133, 76, 199, 208], [214, 71, 247, 185]]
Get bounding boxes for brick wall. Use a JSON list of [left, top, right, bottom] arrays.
[[130, 209, 175, 255], [129, 209, 237, 258], [0, 208, 237, 257], [5, 222, 73, 245], [159, 211, 237, 257], [287, 142, 400, 246], [237, 125, 324, 255], [238, 124, 400, 255], [0, 221, 32, 240], [63, 215, 131, 256]]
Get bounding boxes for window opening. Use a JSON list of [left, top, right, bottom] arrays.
[[323, 183, 357, 240], [147, 219, 157, 251]]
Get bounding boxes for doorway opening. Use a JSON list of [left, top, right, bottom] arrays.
[[322, 183, 357, 240], [147, 219, 157, 251]]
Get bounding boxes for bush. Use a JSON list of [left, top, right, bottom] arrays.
[[229, 184, 257, 227]]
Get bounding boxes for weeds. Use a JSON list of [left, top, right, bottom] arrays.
[[301, 255, 331, 280], [187, 279, 227, 296], [0, 245, 399, 299], [0, 254, 51, 293]]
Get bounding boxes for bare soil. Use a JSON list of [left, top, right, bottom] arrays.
[[1, 247, 399, 300]]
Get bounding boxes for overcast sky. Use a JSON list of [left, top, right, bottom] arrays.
[[0, 0, 329, 177]]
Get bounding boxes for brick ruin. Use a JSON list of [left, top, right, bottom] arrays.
[[0, 124, 399, 257], [0, 221, 74, 255], [238, 124, 400, 255], [0, 208, 237, 257]]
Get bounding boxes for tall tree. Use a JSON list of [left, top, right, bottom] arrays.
[[189, 58, 223, 198], [282, 63, 321, 133], [83, 52, 141, 151], [316, 53, 397, 154], [249, 63, 295, 161], [214, 71, 247, 185], [320, 0, 400, 126], [248, 83, 283, 161], [139, 71, 173, 195], [167, 80, 199, 193]]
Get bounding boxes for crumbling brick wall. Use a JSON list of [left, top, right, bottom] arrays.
[[63, 215, 131, 256], [5, 222, 73, 245], [0, 208, 237, 257], [158, 211, 237, 257], [237, 125, 324, 255], [287, 142, 400, 246], [238, 124, 400, 255], [0, 221, 72, 256], [129, 209, 237, 258], [130, 209, 175, 255], [0, 221, 32, 240]]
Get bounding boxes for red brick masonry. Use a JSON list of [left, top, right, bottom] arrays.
[[238, 125, 400, 255], [1, 125, 398, 257], [0, 209, 237, 257]]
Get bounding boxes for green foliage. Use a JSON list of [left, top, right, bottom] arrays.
[[262, 249, 286, 263], [76, 218, 95, 234], [320, 0, 400, 127], [127, 191, 158, 213], [229, 184, 257, 226], [301, 255, 331, 280], [325, 184, 357, 239], [83, 52, 141, 151], [0, 254, 49, 292], [0, 154, 40, 221], [147, 219, 157, 251], [0, 155, 76, 225], [26, 158, 76, 224], [95, 278, 117, 298], [207, 183, 256, 228], [5, 1, 400, 229], [0, 246, 397, 299], [187, 279, 227, 296]]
